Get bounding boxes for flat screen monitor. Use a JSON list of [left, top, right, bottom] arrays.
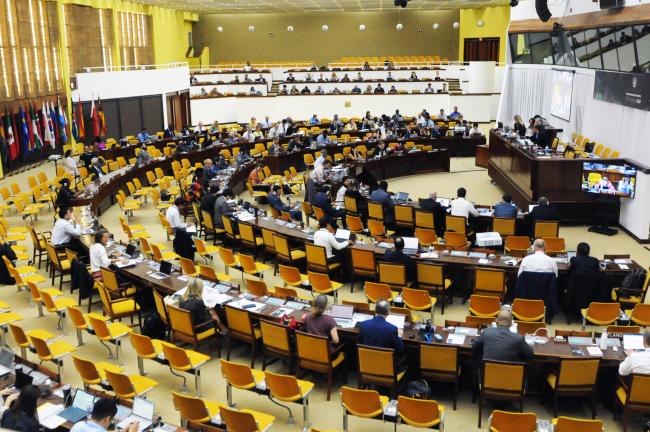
[[551, 69, 575, 121], [582, 162, 637, 198]]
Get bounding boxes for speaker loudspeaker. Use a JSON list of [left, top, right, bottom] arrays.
[[535, 0, 552, 22]]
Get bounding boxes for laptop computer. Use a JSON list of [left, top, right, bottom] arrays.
[[117, 397, 154, 432], [395, 192, 409, 203], [330, 304, 354, 326], [386, 314, 406, 330], [528, 204, 538, 212], [436, 197, 451, 207], [0, 349, 14, 377], [58, 389, 96, 424], [402, 237, 419, 255], [566, 251, 577, 260], [124, 244, 137, 259], [334, 229, 351, 242], [14, 368, 33, 390], [150, 260, 173, 279]]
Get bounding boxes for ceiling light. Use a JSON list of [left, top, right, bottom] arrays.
[[396, 23, 404, 31], [453, 22, 459, 29], [359, 24, 366, 31], [432, 23, 439, 30], [287, 25, 294, 32], [322, 24, 329, 32], [477, 20, 484, 27], [248, 25, 255, 32], [216, 26, 223, 32]]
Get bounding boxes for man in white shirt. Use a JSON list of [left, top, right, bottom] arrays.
[[242, 127, 256, 141], [166, 197, 188, 231], [469, 122, 483, 137], [51, 207, 83, 253], [518, 238, 558, 277], [259, 116, 271, 129], [193, 121, 205, 134], [89, 230, 121, 276], [314, 149, 327, 169], [619, 331, 650, 376], [450, 187, 479, 218], [313, 217, 351, 260]]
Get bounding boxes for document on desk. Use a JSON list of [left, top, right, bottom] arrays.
[[115, 259, 137, 268], [446, 334, 466, 345], [618, 264, 630, 270], [203, 288, 232, 308], [586, 346, 603, 357], [237, 212, 255, 222], [38, 403, 66, 429], [185, 225, 197, 233], [419, 252, 438, 259]]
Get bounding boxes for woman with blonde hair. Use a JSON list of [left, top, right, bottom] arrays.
[[179, 278, 227, 333], [513, 115, 526, 137]]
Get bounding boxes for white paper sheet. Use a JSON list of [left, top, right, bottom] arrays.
[[446, 334, 466, 345]]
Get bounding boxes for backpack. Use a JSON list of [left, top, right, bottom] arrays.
[[616, 268, 647, 299], [141, 312, 167, 340], [405, 379, 430, 399]]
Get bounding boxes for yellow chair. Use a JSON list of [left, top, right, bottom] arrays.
[[414, 228, 437, 247], [259, 320, 293, 371], [168, 304, 219, 353], [29, 333, 76, 377], [193, 236, 220, 263], [488, 410, 537, 432], [105, 369, 158, 399], [445, 215, 468, 235], [87, 313, 133, 362], [172, 391, 222, 425], [350, 248, 376, 292], [96, 280, 140, 325], [533, 221, 559, 238], [551, 416, 602, 432], [364, 281, 397, 303], [340, 386, 388, 432], [627, 303, 650, 326], [245, 278, 269, 297], [37, 285, 77, 330], [546, 358, 600, 418], [295, 330, 345, 401], [416, 262, 452, 314], [394, 205, 414, 229], [197, 264, 231, 284], [420, 344, 461, 410], [273, 234, 306, 269], [238, 253, 272, 278], [218, 405, 275, 432], [581, 302, 620, 329], [162, 342, 211, 395], [414, 210, 435, 230], [615, 374, 650, 432], [278, 264, 309, 288], [478, 360, 526, 427], [492, 218, 516, 237], [357, 344, 406, 398], [220, 359, 265, 406], [468, 294, 501, 318], [504, 236, 530, 257], [378, 262, 408, 289], [26, 281, 64, 318], [402, 287, 437, 322], [8, 323, 54, 359], [368, 219, 394, 241], [308, 271, 342, 299], [512, 299, 545, 322], [444, 231, 469, 251], [543, 237, 566, 255], [474, 268, 507, 299], [72, 354, 123, 391], [397, 396, 445, 430], [613, 270, 650, 307], [129, 331, 166, 375], [305, 243, 341, 275], [224, 305, 262, 367], [265, 371, 315, 427]]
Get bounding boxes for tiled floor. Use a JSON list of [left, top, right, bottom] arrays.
[[0, 156, 647, 432]]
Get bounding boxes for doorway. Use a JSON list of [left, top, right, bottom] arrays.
[[463, 38, 500, 62], [166, 91, 190, 130]]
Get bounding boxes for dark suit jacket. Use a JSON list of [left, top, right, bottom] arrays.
[[89, 166, 103, 180], [312, 192, 335, 216], [369, 188, 395, 224], [267, 192, 289, 213], [527, 204, 560, 222], [358, 316, 403, 352], [471, 327, 534, 362], [382, 249, 415, 281], [570, 255, 600, 273], [418, 198, 446, 234]]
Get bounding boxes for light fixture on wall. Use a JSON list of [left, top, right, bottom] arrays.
[[321, 24, 329, 31], [248, 25, 255, 32], [477, 20, 484, 27], [216, 26, 223, 32], [359, 24, 366, 31], [432, 23, 439, 30], [396, 23, 404, 31], [452, 22, 459, 29], [287, 25, 294, 32]]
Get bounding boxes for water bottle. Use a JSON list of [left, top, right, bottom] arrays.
[[599, 329, 608, 351]]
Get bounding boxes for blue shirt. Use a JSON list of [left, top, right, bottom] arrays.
[[493, 202, 517, 218], [358, 316, 403, 352], [316, 134, 330, 144], [137, 132, 151, 143], [70, 420, 107, 432], [450, 111, 462, 120]]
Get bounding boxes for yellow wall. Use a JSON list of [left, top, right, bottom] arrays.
[[194, 10, 460, 66], [458, 6, 510, 63], [63, 0, 197, 65]]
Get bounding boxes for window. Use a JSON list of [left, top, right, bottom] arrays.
[[0, 0, 62, 101]]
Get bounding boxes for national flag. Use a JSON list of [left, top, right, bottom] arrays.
[[77, 97, 85, 140], [8, 112, 18, 161], [57, 98, 67, 144], [42, 102, 53, 147], [26, 105, 34, 151], [32, 106, 44, 150], [90, 97, 99, 138], [71, 109, 78, 141], [0, 113, 7, 174], [19, 106, 29, 155], [48, 101, 58, 147], [98, 97, 106, 136]]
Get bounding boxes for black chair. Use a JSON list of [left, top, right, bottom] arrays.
[[565, 273, 604, 323], [514, 271, 559, 323]]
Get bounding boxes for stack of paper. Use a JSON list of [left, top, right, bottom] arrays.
[[446, 334, 466, 345]]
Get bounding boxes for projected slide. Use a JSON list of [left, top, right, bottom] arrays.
[[550, 69, 574, 121]]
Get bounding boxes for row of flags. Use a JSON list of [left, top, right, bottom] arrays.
[[71, 96, 106, 142], [0, 99, 68, 166]]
